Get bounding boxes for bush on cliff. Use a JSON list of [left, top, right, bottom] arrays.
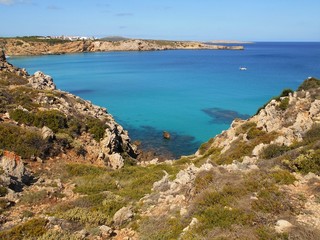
[[298, 77, 320, 91], [0, 123, 47, 158]]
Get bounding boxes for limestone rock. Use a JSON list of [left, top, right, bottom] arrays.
[[99, 225, 113, 237], [113, 207, 134, 226], [0, 151, 31, 191], [28, 71, 56, 90], [106, 153, 124, 169], [41, 126, 54, 140], [275, 220, 293, 233]]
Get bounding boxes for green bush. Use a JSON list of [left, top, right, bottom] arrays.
[[303, 124, 320, 144], [20, 190, 47, 204], [85, 117, 107, 141], [65, 163, 106, 177], [261, 144, 290, 159], [0, 123, 47, 158], [0, 186, 8, 197], [270, 169, 296, 185], [139, 216, 184, 240], [0, 218, 48, 240], [34, 110, 67, 133], [247, 127, 264, 140], [252, 185, 293, 214], [197, 206, 252, 230], [278, 97, 290, 111], [9, 109, 35, 125], [285, 150, 320, 175]]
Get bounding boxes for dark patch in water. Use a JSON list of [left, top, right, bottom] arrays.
[[123, 124, 202, 159], [69, 89, 95, 95], [202, 107, 250, 124]]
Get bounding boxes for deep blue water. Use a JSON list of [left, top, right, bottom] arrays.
[[9, 42, 320, 158]]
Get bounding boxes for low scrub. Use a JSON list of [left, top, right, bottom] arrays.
[[0, 218, 48, 240], [261, 144, 290, 159], [0, 123, 47, 158]]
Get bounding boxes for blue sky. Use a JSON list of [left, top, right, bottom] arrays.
[[1, 0, 319, 41]]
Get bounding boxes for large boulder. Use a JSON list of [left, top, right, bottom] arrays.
[[113, 206, 134, 226], [28, 71, 56, 90], [0, 151, 31, 191]]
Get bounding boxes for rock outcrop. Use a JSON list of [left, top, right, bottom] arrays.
[[28, 71, 56, 90], [0, 151, 31, 191]]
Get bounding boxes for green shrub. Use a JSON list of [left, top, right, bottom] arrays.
[[9, 109, 35, 125], [247, 127, 264, 140], [65, 163, 106, 177], [34, 110, 67, 133], [21, 190, 47, 204], [0, 218, 48, 240], [303, 124, 320, 144], [198, 138, 215, 155], [256, 226, 288, 240], [270, 169, 296, 185], [85, 117, 107, 141], [285, 150, 320, 175], [278, 97, 290, 111], [197, 206, 252, 230], [252, 185, 293, 214], [261, 144, 290, 159], [139, 216, 184, 240], [235, 122, 257, 135], [0, 123, 47, 158], [0, 186, 8, 197]]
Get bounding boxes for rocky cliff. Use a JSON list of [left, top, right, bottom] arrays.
[[0, 50, 319, 239], [0, 38, 243, 56]]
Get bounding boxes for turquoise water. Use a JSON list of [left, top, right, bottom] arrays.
[[9, 42, 320, 157]]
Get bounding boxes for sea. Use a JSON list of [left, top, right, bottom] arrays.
[[9, 42, 320, 158]]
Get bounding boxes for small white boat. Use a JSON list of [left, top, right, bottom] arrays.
[[239, 67, 247, 71], [5, 55, 10, 59]]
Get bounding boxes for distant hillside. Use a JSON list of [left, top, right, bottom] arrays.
[[0, 37, 244, 56]]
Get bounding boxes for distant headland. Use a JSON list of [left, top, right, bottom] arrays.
[[0, 36, 244, 56]]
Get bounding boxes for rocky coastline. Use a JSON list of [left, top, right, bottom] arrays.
[[0, 38, 244, 56], [0, 49, 320, 239]]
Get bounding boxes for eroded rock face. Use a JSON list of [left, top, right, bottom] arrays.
[[28, 71, 56, 90], [0, 151, 31, 191]]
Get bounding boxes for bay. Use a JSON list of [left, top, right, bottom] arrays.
[[9, 42, 320, 158]]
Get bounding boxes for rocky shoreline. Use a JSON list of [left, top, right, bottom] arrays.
[[0, 48, 320, 239], [0, 38, 244, 56]]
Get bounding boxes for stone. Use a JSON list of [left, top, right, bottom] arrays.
[[163, 131, 170, 139], [152, 171, 170, 192], [28, 71, 56, 90], [0, 151, 26, 182], [275, 220, 293, 233], [99, 225, 113, 237], [106, 153, 124, 169], [113, 207, 134, 226], [41, 126, 54, 140]]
